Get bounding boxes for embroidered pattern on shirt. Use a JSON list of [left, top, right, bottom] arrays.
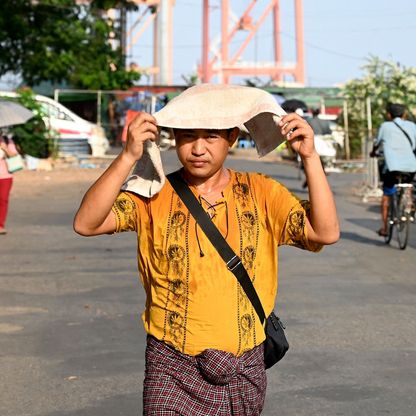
[[242, 245, 256, 271], [171, 211, 186, 241], [233, 172, 259, 354], [167, 244, 186, 277], [285, 202, 308, 248], [167, 311, 184, 343], [241, 211, 256, 240], [113, 194, 136, 232], [233, 172, 250, 208], [163, 192, 190, 352]]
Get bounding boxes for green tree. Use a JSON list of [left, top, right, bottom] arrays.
[[342, 56, 416, 158], [9, 88, 53, 158], [0, 0, 140, 90]]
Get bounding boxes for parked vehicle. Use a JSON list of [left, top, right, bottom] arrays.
[[0, 91, 109, 157]]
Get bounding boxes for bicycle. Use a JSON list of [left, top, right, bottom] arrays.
[[384, 178, 415, 250]]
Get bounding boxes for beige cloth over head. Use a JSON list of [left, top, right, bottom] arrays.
[[122, 83, 287, 197]]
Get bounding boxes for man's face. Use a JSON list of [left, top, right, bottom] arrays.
[[174, 128, 238, 179]]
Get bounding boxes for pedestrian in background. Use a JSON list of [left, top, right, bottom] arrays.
[[0, 134, 19, 235], [307, 108, 332, 136], [371, 103, 416, 236]]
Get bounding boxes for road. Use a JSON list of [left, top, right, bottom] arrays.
[[0, 150, 415, 416]]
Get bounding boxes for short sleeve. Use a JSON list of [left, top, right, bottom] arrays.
[[112, 192, 138, 233], [376, 123, 387, 146], [279, 200, 323, 252]]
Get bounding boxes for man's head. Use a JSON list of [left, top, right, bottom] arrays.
[[311, 108, 320, 117], [153, 84, 285, 146], [386, 103, 406, 119], [173, 127, 239, 180]]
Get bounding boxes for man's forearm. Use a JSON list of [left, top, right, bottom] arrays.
[[74, 151, 136, 235], [74, 112, 158, 236], [303, 152, 339, 244]]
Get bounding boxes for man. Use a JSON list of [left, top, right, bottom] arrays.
[[308, 108, 332, 135], [296, 107, 334, 189], [371, 103, 416, 236], [74, 85, 339, 415], [0, 135, 19, 235]]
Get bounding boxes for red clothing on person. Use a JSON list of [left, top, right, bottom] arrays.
[[0, 177, 12, 228], [0, 137, 18, 229]]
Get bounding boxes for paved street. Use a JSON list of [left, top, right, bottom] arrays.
[[1, 150, 415, 416]]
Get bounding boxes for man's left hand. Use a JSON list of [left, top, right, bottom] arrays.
[[279, 113, 316, 159]]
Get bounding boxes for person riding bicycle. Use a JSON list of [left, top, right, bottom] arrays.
[[370, 103, 416, 237]]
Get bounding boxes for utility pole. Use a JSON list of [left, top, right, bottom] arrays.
[[119, 5, 127, 68], [155, 0, 172, 84]]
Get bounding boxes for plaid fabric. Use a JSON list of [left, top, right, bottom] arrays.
[[143, 336, 267, 415]]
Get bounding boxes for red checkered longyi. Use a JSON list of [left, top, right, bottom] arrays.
[[143, 336, 267, 415]]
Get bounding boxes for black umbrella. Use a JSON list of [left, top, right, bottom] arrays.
[[281, 99, 308, 114]]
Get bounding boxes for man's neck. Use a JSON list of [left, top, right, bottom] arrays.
[[182, 168, 230, 200]]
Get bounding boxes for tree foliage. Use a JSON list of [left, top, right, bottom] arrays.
[[9, 88, 53, 158], [0, 0, 140, 90], [342, 56, 416, 158]]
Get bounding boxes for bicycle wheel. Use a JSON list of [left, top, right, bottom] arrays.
[[396, 193, 410, 250], [384, 197, 394, 244]]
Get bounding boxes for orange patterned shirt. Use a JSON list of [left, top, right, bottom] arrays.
[[112, 170, 322, 356]]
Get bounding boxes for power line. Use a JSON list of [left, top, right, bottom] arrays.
[[304, 8, 416, 18], [132, 30, 365, 61], [279, 32, 364, 61]]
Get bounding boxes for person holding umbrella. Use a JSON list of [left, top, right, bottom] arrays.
[[0, 100, 34, 234]]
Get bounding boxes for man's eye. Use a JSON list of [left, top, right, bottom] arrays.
[[207, 135, 220, 139]]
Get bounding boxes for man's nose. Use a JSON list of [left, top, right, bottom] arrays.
[[191, 138, 206, 155]]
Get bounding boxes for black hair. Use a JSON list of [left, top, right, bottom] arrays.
[[312, 108, 320, 117], [386, 102, 405, 118], [172, 127, 236, 137]]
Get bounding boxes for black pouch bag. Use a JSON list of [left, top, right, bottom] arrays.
[[264, 312, 289, 369]]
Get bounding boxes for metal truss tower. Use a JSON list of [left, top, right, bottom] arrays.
[[199, 0, 305, 84], [126, 0, 305, 86]]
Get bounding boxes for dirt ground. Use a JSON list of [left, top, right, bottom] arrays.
[[12, 165, 106, 198]]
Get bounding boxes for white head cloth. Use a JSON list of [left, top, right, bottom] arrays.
[[122, 83, 286, 197]]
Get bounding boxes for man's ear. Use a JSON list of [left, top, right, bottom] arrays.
[[228, 127, 240, 147]]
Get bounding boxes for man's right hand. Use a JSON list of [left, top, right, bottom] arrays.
[[123, 112, 158, 163]]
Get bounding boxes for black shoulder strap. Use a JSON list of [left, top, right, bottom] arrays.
[[393, 121, 416, 151], [167, 170, 267, 325]]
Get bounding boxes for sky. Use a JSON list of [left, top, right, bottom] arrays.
[[1, 0, 415, 90], [126, 0, 416, 87]]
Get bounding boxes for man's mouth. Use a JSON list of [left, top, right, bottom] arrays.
[[189, 160, 208, 167]]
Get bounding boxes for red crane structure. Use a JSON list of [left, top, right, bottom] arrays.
[[200, 0, 304, 84], [127, 0, 305, 85]]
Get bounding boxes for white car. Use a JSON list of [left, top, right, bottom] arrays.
[[0, 91, 109, 157]]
